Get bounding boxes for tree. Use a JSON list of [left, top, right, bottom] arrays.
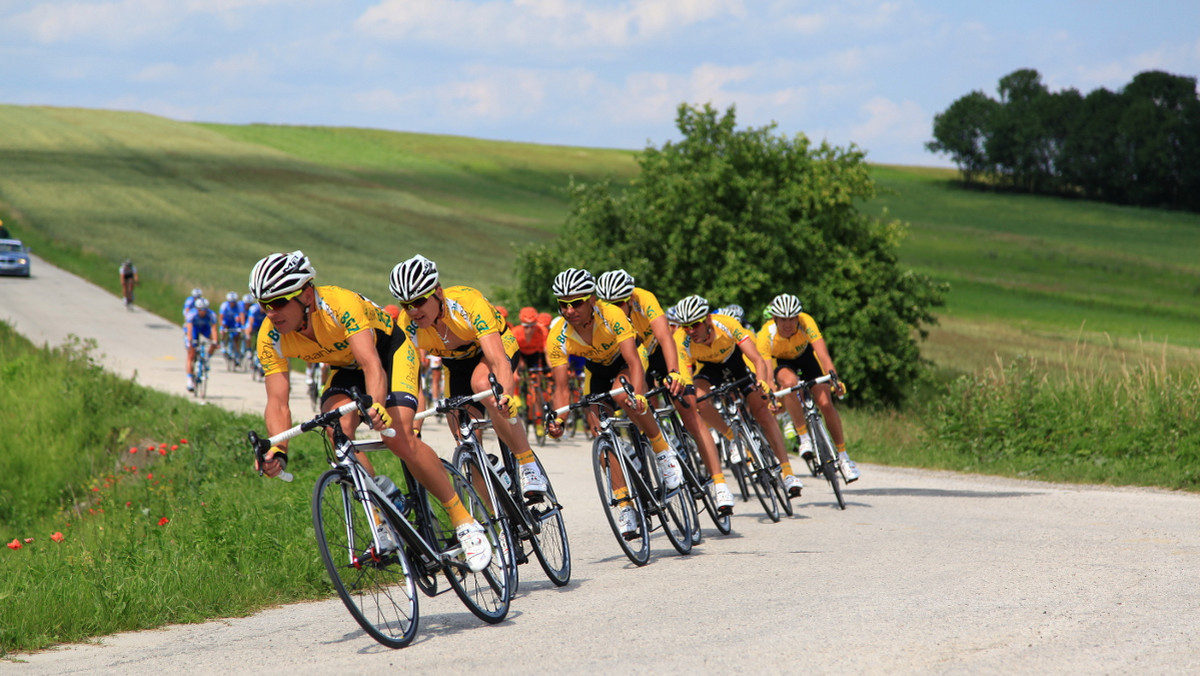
[[925, 90, 999, 184], [514, 103, 946, 408]]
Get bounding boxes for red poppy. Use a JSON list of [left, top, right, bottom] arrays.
[[146, 473, 153, 480], [146, 445, 155, 452], [126, 501, 132, 507], [159, 443, 168, 449], [158, 517, 170, 526], [129, 447, 138, 454], [51, 532, 64, 543], [179, 438, 189, 444], [7, 539, 21, 550], [23, 537, 33, 544], [159, 448, 167, 456], [170, 445, 179, 451]]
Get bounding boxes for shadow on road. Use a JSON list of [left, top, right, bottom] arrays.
[[846, 487, 1041, 499]]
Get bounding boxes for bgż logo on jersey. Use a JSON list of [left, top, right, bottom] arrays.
[[340, 311, 360, 333]]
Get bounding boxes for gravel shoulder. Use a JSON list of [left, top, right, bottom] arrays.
[[3, 256, 1199, 674]]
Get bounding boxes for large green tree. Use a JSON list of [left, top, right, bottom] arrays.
[[515, 103, 946, 408], [925, 90, 999, 184]]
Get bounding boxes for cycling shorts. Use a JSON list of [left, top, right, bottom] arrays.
[[773, 344, 824, 382], [694, 344, 755, 394], [440, 351, 520, 416], [320, 328, 420, 411]]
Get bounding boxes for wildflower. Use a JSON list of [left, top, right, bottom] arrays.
[[170, 445, 179, 451], [159, 443, 168, 449], [146, 445, 155, 452], [23, 538, 33, 544], [51, 532, 64, 543], [92, 486, 100, 492], [159, 448, 167, 456], [7, 539, 21, 550], [126, 501, 132, 507], [179, 438, 189, 444], [129, 446, 138, 454], [158, 517, 170, 526], [146, 473, 153, 480]]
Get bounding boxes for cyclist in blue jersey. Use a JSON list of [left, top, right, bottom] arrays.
[[243, 293, 267, 376], [185, 298, 218, 391], [218, 291, 246, 364], [183, 288, 204, 321]]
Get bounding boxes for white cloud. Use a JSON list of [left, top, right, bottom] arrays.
[[849, 96, 927, 151], [132, 62, 179, 82], [355, 0, 744, 48]]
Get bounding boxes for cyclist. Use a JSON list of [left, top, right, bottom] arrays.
[[544, 268, 683, 537], [218, 291, 246, 363], [758, 293, 860, 482], [182, 288, 203, 321], [388, 254, 550, 499], [184, 298, 217, 392], [249, 251, 491, 572], [119, 259, 138, 307], [673, 294, 805, 498], [596, 270, 735, 515], [512, 306, 550, 434], [243, 294, 266, 355]]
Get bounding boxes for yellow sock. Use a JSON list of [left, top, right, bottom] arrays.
[[441, 494, 473, 528], [798, 423, 809, 436], [711, 472, 724, 484], [515, 450, 536, 465], [781, 462, 793, 477], [614, 486, 630, 502], [836, 443, 846, 455], [648, 433, 670, 454]]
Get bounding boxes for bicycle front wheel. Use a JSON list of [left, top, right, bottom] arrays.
[[524, 455, 571, 586], [593, 436, 650, 566], [752, 425, 793, 517], [736, 423, 780, 522], [452, 446, 520, 594], [812, 417, 845, 510], [438, 462, 512, 623], [312, 469, 418, 649]]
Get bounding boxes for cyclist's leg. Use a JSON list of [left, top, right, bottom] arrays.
[[469, 355, 547, 497]]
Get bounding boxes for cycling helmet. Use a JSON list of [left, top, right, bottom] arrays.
[[551, 268, 595, 298], [243, 293, 254, 304], [194, 298, 209, 310], [721, 304, 745, 322], [249, 250, 315, 300], [383, 304, 400, 322], [191, 288, 203, 298], [496, 305, 508, 319], [389, 254, 439, 302], [519, 306, 538, 324], [596, 269, 636, 302], [761, 305, 773, 322], [674, 295, 710, 325], [537, 312, 552, 328], [664, 304, 680, 325], [226, 291, 239, 302], [768, 293, 803, 318]]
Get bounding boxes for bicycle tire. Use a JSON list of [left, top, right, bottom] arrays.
[[592, 436, 650, 566], [524, 455, 571, 586], [753, 425, 794, 517], [452, 447, 520, 594], [723, 434, 750, 502], [312, 469, 418, 649], [196, 358, 208, 399], [439, 462, 512, 623], [658, 412, 712, 543], [638, 434, 694, 556], [812, 417, 846, 510], [736, 423, 780, 522]]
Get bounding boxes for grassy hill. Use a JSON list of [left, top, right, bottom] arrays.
[[2, 103, 1199, 374]]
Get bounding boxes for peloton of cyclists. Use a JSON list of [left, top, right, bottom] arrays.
[[184, 297, 217, 392], [218, 291, 246, 366]]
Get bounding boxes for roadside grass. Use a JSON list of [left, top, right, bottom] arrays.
[[0, 323, 364, 656]]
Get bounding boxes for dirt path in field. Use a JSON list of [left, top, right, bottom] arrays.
[[3, 255, 1199, 674]]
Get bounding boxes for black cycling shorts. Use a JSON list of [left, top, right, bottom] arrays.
[[774, 344, 824, 381]]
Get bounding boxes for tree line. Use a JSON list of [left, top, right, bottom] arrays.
[[926, 68, 1200, 211]]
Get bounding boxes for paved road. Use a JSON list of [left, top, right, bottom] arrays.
[[3, 256, 1199, 674]]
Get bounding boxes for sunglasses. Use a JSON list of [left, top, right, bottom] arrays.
[[258, 287, 304, 311], [400, 288, 439, 312], [681, 317, 707, 329], [557, 295, 592, 311]]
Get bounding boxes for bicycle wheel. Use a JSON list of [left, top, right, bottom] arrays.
[[656, 414, 706, 545], [437, 462, 512, 623], [736, 423, 779, 522], [312, 469, 418, 649], [680, 434, 730, 536], [524, 455, 571, 586], [592, 436, 650, 566], [196, 359, 208, 399], [752, 425, 793, 517], [452, 447, 520, 593], [812, 417, 845, 510]]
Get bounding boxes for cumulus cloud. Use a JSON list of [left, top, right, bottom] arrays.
[[849, 96, 928, 151], [355, 0, 745, 48]]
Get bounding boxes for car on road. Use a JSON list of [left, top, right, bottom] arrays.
[[0, 239, 31, 277]]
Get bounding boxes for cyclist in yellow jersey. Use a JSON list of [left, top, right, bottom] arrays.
[[672, 294, 806, 497], [544, 269, 683, 538], [388, 255, 550, 499], [596, 270, 735, 515], [757, 293, 859, 481], [248, 251, 491, 572]]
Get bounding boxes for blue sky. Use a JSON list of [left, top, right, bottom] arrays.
[[2, 0, 1198, 167]]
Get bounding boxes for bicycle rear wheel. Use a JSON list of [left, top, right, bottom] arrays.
[[812, 417, 845, 510], [312, 469, 418, 649], [523, 455, 571, 586], [736, 423, 779, 522], [752, 425, 793, 517], [437, 462, 512, 623], [452, 448, 520, 593], [592, 437, 650, 566]]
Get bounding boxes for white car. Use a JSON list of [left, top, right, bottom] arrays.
[[0, 239, 31, 277]]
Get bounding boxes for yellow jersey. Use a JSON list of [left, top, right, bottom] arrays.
[[396, 285, 518, 360], [256, 285, 394, 378], [623, 287, 668, 353], [674, 313, 754, 369], [546, 300, 635, 368], [755, 314, 823, 360]]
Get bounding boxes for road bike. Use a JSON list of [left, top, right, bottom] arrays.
[[519, 366, 553, 446], [774, 373, 847, 510], [444, 376, 570, 590], [306, 362, 327, 412], [247, 389, 513, 649], [549, 379, 696, 566], [646, 383, 730, 538], [191, 336, 211, 399], [697, 376, 792, 522], [222, 330, 244, 372]]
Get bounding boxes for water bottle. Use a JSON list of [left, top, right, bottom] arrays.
[[488, 454, 512, 489], [373, 475, 408, 515], [618, 438, 642, 471]]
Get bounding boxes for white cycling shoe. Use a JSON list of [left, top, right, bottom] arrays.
[[713, 483, 735, 515], [617, 505, 640, 540], [656, 450, 683, 490], [784, 474, 804, 498], [454, 521, 493, 573], [521, 463, 549, 499]]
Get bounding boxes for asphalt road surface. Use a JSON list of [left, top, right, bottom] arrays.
[[3, 255, 1199, 674]]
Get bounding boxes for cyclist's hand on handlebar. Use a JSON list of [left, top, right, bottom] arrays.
[[546, 416, 565, 439], [829, 371, 846, 398], [664, 371, 684, 396], [368, 401, 393, 430], [499, 394, 520, 419], [756, 379, 772, 399], [257, 446, 288, 478], [629, 393, 649, 415]]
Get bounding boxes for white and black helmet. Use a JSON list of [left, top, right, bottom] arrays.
[[248, 250, 315, 300], [674, 295, 710, 324], [551, 268, 595, 298], [226, 291, 239, 302], [596, 269, 636, 301], [718, 304, 745, 322], [768, 293, 803, 318], [389, 254, 439, 301]]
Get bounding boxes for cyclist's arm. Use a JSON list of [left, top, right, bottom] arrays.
[[649, 314, 682, 384], [738, 336, 771, 385], [263, 372, 292, 442], [347, 329, 388, 422], [810, 337, 844, 395], [550, 363, 571, 412], [617, 337, 646, 397], [478, 331, 516, 397]]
